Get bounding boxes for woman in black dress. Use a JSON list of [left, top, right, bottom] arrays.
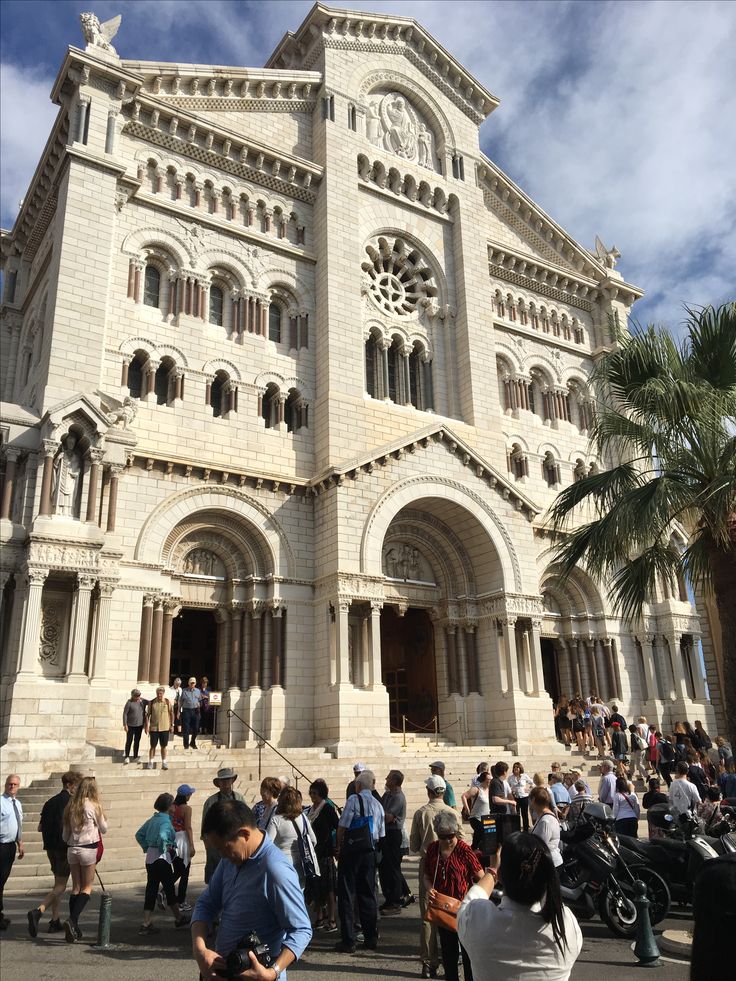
[[305, 779, 339, 931]]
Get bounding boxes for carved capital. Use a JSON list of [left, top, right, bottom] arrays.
[[27, 568, 49, 587], [87, 447, 105, 465], [41, 439, 59, 458], [76, 574, 96, 591], [98, 580, 116, 598], [3, 446, 21, 463]]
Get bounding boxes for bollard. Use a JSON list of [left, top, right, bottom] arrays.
[[633, 879, 661, 967], [93, 892, 112, 949]]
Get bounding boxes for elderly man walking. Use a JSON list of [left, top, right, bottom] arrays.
[[335, 768, 385, 954], [201, 768, 245, 883], [598, 760, 617, 807], [410, 774, 463, 978], [0, 774, 24, 930]]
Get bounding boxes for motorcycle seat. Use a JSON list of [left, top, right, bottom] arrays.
[[621, 837, 687, 859]]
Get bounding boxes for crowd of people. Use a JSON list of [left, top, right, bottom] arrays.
[[1, 703, 734, 980], [121, 677, 215, 768]]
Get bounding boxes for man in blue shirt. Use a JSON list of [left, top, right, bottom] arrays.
[[548, 773, 571, 816], [192, 799, 311, 981], [1, 774, 24, 930], [335, 769, 385, 954], [179, 677, 202, 750]]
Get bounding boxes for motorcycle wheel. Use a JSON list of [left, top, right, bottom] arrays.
[[598, 883, 639, 938], [622, 868, 671, 925]]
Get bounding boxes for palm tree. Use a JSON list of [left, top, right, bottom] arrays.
[[547, 302, 736, 746]]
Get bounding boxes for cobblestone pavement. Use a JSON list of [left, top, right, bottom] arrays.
[[1, 864, 691, 981]]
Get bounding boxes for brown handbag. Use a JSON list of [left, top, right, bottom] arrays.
[[424, 849, 461, 932]]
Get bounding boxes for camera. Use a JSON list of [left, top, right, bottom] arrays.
[[217, 932, 272, 979]]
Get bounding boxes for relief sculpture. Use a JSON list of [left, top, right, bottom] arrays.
[[39, 604, 61, 664], [183, 548, 222, 577], [382, 543, 435, 583], [366, 91, 436, 170]]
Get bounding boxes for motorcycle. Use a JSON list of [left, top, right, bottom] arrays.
[[616, 804, 736, 904], [559, 803, 671, 938]]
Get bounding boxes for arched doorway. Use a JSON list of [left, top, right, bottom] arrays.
[[170, 608, 217, 684], [381, 606, 436, 732]]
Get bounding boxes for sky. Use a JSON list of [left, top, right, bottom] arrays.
[[1, 0, 735, 334]]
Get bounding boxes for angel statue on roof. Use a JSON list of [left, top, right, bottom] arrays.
[[594, 235, 621, 270], [80, 12, 122, 57]]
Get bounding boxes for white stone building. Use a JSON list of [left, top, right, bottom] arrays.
[[0, 4, 717, 763]]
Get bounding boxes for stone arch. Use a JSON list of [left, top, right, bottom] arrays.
[[121, 227, 193, 268], [202, 358, 241, 382], [157, 344, 189, 368], [119, 336, 161, 360], [254, 266, 314, 311], [540, 562, 605, 618], [360, 475, 521, 591], [199, 249, 258, 289], [134, 485, 296, 578]]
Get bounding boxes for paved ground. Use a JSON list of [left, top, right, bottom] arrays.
[[0, 863, 691, 981]]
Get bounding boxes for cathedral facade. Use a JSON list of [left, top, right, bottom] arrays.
[[0, 4, 716, 763]]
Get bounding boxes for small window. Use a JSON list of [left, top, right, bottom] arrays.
[[127, 353, 145, 399], [262, 384, 279, 429], [268, 303, 282, 343], [209, 286, 224, 326], [143, 265, 161, 308], [210, 371, 227, 418]]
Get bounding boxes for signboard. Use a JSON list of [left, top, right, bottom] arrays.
[[209, 691, 223, 706]]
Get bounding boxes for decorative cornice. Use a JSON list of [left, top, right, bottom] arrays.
[[488, 245, 599, 314]]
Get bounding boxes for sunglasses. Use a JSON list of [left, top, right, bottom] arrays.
[[438, 833, 456, 840]]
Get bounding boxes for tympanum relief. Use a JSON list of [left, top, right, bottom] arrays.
[[382, 543, 436, 584], [366, 92, 438, 171]]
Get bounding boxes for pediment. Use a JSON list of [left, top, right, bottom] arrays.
[[311, 422, 539, 521], [42, 393, 112, 435]]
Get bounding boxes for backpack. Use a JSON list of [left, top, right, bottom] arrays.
[[659, 740, 675, 763], [291, 814, 321, 882], [674, 742, 688, 763]]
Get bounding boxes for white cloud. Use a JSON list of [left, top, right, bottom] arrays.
[[0, 63, 57, 229]]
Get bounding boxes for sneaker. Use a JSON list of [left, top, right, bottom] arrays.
[[48, 919, 63, 933], [380, 904, 401, 916], [147, 761, 154, 770], [162, 762, 169, 770], [133, 756, 141, 763], [138, 923, 160, 935], [324, 921, 338, 933], [27, 908, 42, 937], [178, 902, 192, 913], [157, 887, 166, 910], [123, 757, 130, 765], [333, 942, 356, 954], [355, 931, 365, 944], [64, 920, 77, 944], [364, 936, 379, 950], [402, 894, 416, 907]]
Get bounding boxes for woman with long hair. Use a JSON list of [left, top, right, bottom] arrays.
[[305, 779, 339, 930], [612, 776, 640, 837], [461, 769, 491, 850], [555, 697, 572, 749], [62, 776, 107, 943], [571, 700, 586, 753], [423, 810, 483, 981], [266, 786, 317, 889], [529, 787, 562, 868], [458, 832, 582, 980]]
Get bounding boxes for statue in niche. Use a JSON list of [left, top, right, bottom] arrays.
[[52, 435, 83, 518], [383, 95, 416, 158], [417, 124, 432, 168], [366, 102, 381, 143], [384, 543, 421, 580], [184, 548, 219, 576], [365, 92, 435, 170]]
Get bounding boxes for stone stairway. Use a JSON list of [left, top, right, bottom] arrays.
[[6, 734, 596, 894]]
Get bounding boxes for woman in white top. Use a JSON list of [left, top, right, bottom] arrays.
[[612, 776, 641, 837], [266, 786, 317, 889], [509, 762, 534, 832], [458, 830, 582, 981], [529, 787, 563, 868], [461, 770, 491, 850]]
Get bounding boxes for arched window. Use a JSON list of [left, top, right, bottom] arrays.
[[268, 303, 282, 343], [387, 337, 402, 403], [284, 389, 306, 433], [409, 343, 432, 411], [210, 371, 228, 418], [127, 352, 146, 399], [262, 383, 280, 429], [155, 356, 175, 406], [365, 332, 382, 399], [143, 265, 161, 308], [509, 443, 528, 479], [209, 285, 224, 326], [543, 452, 561, 487]]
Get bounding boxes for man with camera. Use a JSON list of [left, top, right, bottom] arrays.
[[192, 799, 311, 980]]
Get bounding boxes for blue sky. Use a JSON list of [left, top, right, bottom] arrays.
[[2, 0, 735, 333]]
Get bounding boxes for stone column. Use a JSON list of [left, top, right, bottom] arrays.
[[89, 581, 115, 682], [639, 634, 660, 702], [667, 632, 689, 701], [456, 626, 469, 696], [529, 618, 545, 696], [602, 637, 617, 699], [335, 600, 350, 686], [106, 464, 123, 532], [137, 594, 155, 682], [380, 338, 391, 399], [216, 609, 232, 691], [230, 608, 243, 689], [498, 617, 520, 692], [84, 448, 103, 524], [270, 607, 284, 688], [358, 611, 369, 688], [38, 440, 57, 516], [368, 601, 384, 689], [584, 637, 600, 695], [1, 447, 20, 520], [239, 609, 251, 690], [564, 637, 582, 695], [576, 637, 590, 694], [148, 597, 164, 685], [446, 625, 459, 694], [689, 636, 707, 700], [249, 606, 263, 688], [67, 575, 95, 677], [400, 345, 412, 404], [17, 568, 48, 675], [465, 624, 480, 694], [610, 639, 623, 699], [159, 599, 180, 686]]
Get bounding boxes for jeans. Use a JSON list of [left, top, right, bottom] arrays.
[[377, 826, 404, 906], [337, 848, 378, 946], [517, 796, 530, 832], [144, 858, 177, 911], [0, 841, 17, 915], [173, 856, 190, 903], [124, 725, 143, 758], [437, 925, 474, 981], [181, 708, 199, 749]]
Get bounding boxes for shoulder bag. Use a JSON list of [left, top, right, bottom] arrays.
[[292, 814, 321, 881], [424, 847, 461, 932]]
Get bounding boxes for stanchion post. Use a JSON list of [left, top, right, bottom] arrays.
[[633, 879, 661, 967], [402, 715, 406, 748], [434, 715, 439, 747], [94, 892, 112, 948]]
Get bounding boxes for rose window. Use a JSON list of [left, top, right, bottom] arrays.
[[362, 236, 437, 316]]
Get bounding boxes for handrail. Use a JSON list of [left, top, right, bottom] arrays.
[[226, 708, 312, 787]]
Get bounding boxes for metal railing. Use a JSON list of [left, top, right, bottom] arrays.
[[226, 708, 312, 788]]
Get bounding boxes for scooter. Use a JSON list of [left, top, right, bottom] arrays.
[[558, 803, 670, 938], [616, 806, 736, 904]]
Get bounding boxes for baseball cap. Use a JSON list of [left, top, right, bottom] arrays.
[[612, 721, 621, 727], [429, 760, 445, 771], [177, 784, 196, 796], [353, 762, 366, 773], [426, 774, 446, 792], [131, 688, 141, 696]]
